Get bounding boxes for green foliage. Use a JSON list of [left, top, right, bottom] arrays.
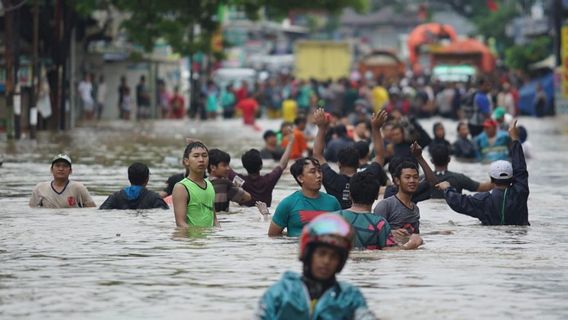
[[472, 3, 518, 48], [505, 36, 552, 71]]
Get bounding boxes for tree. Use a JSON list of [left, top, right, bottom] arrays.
[[505, 36, 552, 71]]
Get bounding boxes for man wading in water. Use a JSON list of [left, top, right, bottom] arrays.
[[436, 121, 529, 225]]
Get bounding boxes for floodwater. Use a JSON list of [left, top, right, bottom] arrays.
[[1, 116, 568, 319]]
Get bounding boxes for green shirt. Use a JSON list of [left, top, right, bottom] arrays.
[[272, 191, 341, 237], [179, 178, 215, 227]]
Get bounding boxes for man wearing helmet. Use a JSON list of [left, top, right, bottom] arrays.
[[436, 121, 529, 225], [256, 213, 377, 319]]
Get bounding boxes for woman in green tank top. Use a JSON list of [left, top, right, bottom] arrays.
[[172, 142, 218, 228]]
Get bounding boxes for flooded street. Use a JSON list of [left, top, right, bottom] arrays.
[[1, 116, 568, 319]]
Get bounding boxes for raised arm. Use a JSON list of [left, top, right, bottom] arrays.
[[508, 120, 528, 195], [312, 108, 330, 164], [278, 133, 295, 170], [411, 141, 437, 186], [371, 110, 388, 166]]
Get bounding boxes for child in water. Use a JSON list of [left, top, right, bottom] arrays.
[[255, 213, 377, 319]]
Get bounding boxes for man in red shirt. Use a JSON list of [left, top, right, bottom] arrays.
[[282, 116, 308, 159], [236, 95, 259, 129]]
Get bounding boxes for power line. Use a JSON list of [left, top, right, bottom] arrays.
[[0, 0, 29, 14]]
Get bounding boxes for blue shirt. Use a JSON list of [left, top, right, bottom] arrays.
[[475, 130, 511, 162]]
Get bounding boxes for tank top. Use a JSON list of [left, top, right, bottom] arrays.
[[179, 178, 215, 227]]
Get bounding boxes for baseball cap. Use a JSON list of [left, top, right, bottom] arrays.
[[483, 119, 498, 128], [489, 160, 513, 180], [492, 107, 506, 120], [52, 153, 72, 166]]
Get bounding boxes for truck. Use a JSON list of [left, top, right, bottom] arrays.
[[294, 41, 351, 81]]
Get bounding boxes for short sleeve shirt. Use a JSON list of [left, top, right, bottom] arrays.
[[272, 191, 342, 237], [231, 166, 283, 207], [321, 163, 351, 209], [30, 180, 95, 208], [209, 176, 247, 212], [336, 209, 396, 250], [373, 195, 420, 233]]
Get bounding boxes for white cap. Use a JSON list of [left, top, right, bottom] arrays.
[[489, 160, 512, 180], [52, 153, 72, 166]]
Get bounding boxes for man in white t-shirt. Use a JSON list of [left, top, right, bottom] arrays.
[[29, 154, 96, 208]]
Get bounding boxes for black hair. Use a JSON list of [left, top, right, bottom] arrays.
[[337, 147, 359, 168], [353, 140, 370, 160], [430, 144, 451, 167], [518, 125, 528, 143], [242, 149, 263, 174], [183, 141, 208, 159], [334, 125, 348, 138], [207, 148, 231, 173], [349, 171, 380, 205], [457, 121, 467, 132], [128, 162, 149, 186], [263, 130, 276, 140], [290, 157, 320, 186], [294, 116, 307, 126], [182, 142, 209, 176], [394, 160, 418, 179], [432, 122, 443, 135]]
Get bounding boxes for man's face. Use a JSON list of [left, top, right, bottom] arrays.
[[458, 125, 469, 138], [265, 135, 277, 147], [310, 246, 341, 281], [184, 147, 209, 175], [299, 161, 322, 192], [484, 126, 497, 138], [396, 168, 419, 194], [391, 128, 404, 144], [382, 124, 393, 141], [282, 125, 292, 136], [355, 123, 368, 138], [434, 126, 445, 139], [211, 162, 230, 178], [51, 161, 71, 180]]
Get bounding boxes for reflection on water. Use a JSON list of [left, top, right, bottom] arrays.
[[1, 117, 568, 319]]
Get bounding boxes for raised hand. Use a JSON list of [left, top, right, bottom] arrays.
[[410, 141, 423, 158], [508, 120, 519, 141], [313, 108, 329, 128], [371, 110, 388, 129]]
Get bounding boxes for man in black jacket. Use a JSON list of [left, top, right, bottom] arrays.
[[435, 121, 529, 225], [100, 162, 169, 210]]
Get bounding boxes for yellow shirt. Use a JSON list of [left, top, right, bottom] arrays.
[[371, 86, 389, 112], [282, 99, 298, 123]]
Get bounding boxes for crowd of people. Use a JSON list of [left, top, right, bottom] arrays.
[[30, 92, 530, 318]]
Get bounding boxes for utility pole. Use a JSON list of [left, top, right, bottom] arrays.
[[3, 0, 16, 139], [30, 0, 39, 139]]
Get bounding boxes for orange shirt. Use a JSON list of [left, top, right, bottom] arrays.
[[282, 128, 308, 159]]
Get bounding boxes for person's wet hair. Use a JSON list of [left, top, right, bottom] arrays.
[[263, 130, 276, 141], [183, 141, 208, 159], [294, 116, 307, 126], [394, 161, 418, 179], [337, 147, 359, 168], [349, 171, 380, 205], [353, 141, 370, 160], [242, 149, 262, 174], [430, 144, 451, 167], [208, 149, 231, 173], [128, 162, 149, 186], [290, 157, 320, 186]]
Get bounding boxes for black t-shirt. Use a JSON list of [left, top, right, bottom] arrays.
[[430, 170, 479, 199], [322, 162, 388, 209], [164, 173, 186, 196]]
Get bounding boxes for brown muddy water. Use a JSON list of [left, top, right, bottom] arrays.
[[1, 117, 568, 319]]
